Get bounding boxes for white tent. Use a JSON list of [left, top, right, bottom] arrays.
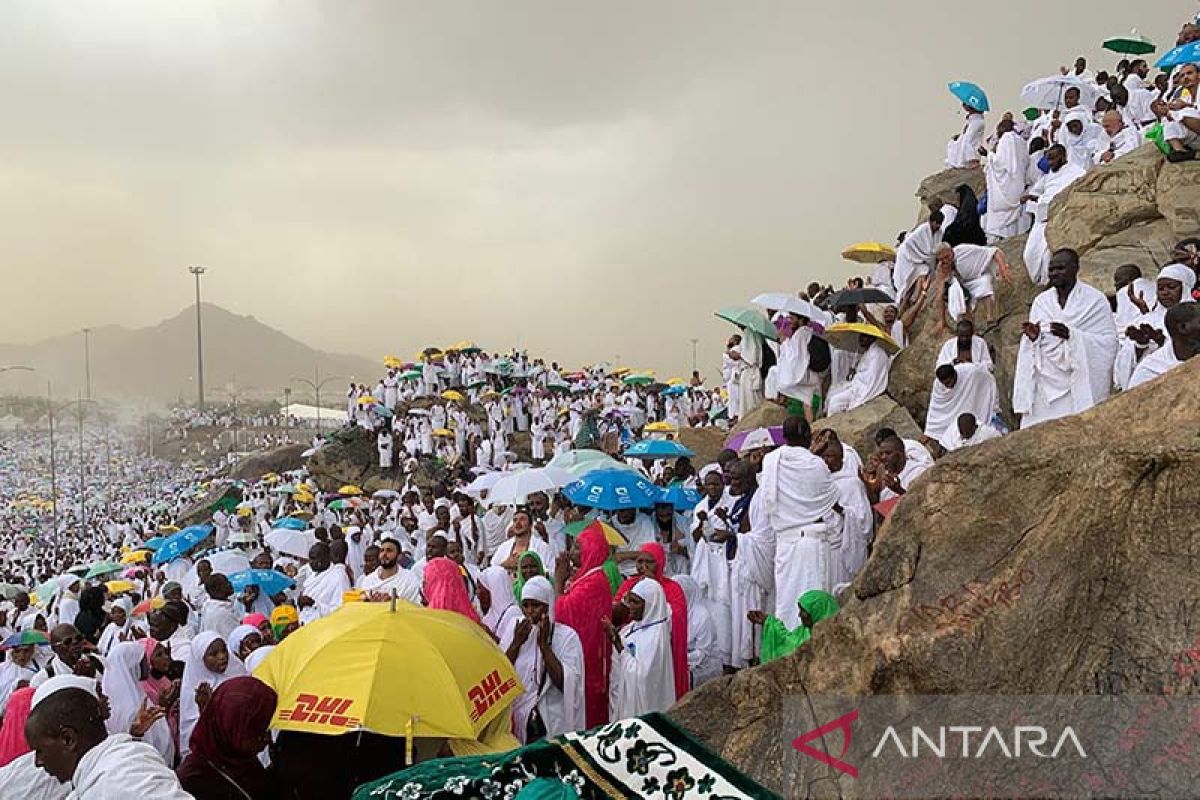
[[285, 403, 348, 427]]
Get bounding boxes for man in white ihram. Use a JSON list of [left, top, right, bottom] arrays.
[[1013, 248, 1117, 429], [1021, 145, 1087, 285], [759, 415, 841, 629], [358, 536, 422, 604], [983, 117, 1030, 241]]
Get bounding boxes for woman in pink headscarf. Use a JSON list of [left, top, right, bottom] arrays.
[[554, 524, 614, 727], [423, 557, 483, 626], [0, 687, 34, 766], [614, 542, 689, 699]]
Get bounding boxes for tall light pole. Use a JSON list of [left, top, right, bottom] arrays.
[[292, 367, 341, 432], [188, 266, 207, 410], [282, 387, 292, 423], [81, 328, 92, 400], [690, 338, 699, 374]]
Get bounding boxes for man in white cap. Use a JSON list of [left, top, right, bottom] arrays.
[[1129, 303, 1200, 387], [24, 682, 192, 799]]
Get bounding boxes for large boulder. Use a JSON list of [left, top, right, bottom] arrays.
[[677, 426, 729, 466], [670, 359, 1200, 796], [812, 396, 920, 460], [915, 166, 984, 219], [1045, 144, 1164, 254], [227, 443, 307, 481]]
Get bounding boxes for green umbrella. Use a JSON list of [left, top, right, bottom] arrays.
[[400, 369, 422, 381], [622, 374, 653, 386], [715, 304, 779, 341], [84, 561, 124, 580], [271, 483, 298, 494], [1103, 33, 1155, 56]]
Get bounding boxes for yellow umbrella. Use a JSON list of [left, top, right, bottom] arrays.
[[254, 601, 523, 739], [159, 525, 180, 534], [565, 519, 628, 547], [440, 390, 465, 403], [824, 321, 903, 355], [841, 241, 897, 264], [357, 396, 379, 406], [338, 485, 364, 496], [644, 421, 678, 434], [262, 473, 281, 484], [665, 377, 685, 386], [383, 355, 404, 369], [446, 340, 477, 352], [289, 509, 314, 519], [105, 580, 137, 595], [120, 550, 150, 565], [432, 428, 454, 438]]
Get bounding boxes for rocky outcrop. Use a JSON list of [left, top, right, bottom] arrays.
[[306, 427, 447, 494], [915, 166, 984, 218], [812, 396, 921, 459], [671, 359, 1200, 796], [227, 443, 307, 481]]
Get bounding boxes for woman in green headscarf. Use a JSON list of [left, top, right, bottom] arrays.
[[512, 551, 546, 600], [751, 589, 840, 664]]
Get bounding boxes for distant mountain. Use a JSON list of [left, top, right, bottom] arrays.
[[0, 304, 378, 405]]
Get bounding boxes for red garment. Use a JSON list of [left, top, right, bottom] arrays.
[[423, 557, 483, 626], [554, 525, 614, 727], [140, 636, 172, 702], [178, 676, 278, 800], [0, 687, 33, 766], [615, 542, 689, 700]]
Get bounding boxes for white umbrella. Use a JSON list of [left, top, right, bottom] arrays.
[[750, 293, 827, 332], [264, 528, 317, 559], [1020, 75, 1100, 112], [197, 550, 252, 576], [462, 471, 506, 498], [372, 489, 401, 499], [485, 467, 575, 507]]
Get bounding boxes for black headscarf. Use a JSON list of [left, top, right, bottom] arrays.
[[942, 184, 987, 247], [74, 586, 107, 643]]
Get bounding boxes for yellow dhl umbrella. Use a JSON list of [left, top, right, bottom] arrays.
[[105, 580, 137, 595], [254, 601, 523, 740], [644, 421, 678, 434], [120, 550, 150, 565], [262, 473, 281, 484], [440, 390, 465, 403], [841, 241, 897, 264], [383, 355, 404, 369], [338, 485, 364, 496], [824, 321, 903, 355]]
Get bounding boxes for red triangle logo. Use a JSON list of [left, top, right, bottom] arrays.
[[791, 708, 859, 778]]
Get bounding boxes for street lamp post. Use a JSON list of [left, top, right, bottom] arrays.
[[188, 266, 207, 410], [292, 368, 341, 433], [82, 328, 92, 400], [283, 387, 292, 424], [690, 338, 699, 374]]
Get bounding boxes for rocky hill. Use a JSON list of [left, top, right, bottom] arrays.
[[669, 151, 1200, 796]]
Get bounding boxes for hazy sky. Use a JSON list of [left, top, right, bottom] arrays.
[[1, 1, 1189, 377]]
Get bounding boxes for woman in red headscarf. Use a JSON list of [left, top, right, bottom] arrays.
[[614, 542, 689, 699], [177, 676, 279, 800], [553, 524, 614, 727], [423, 556, 483, 627]]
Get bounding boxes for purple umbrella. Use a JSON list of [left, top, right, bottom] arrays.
[[724, 426, 785, 452]]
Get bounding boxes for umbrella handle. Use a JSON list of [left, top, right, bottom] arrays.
[[405, 715, 418, 765]]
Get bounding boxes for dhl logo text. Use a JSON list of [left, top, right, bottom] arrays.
[[279, 694, 361, 729], [468, 669, 518, 721]]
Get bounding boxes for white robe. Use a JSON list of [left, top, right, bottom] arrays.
[[760, 446, 841, 628], [1013, 281, 1117, 428], [609, 580, 676, 719], [688, 490, 733, 664], [299, 565, 350, 625], [1129, 342, 1186, 388], [490, 535, 554, 573], [728, 490, 774, 668], [1022, 163, 1087, 285], [772, 326, 819, 403], [66, 734, 193, 800], [935, 335, 993, 371], [984, 131, 1030, 239], [829, 449, 874, 586], [892, 220, 942, 299], [675, 576, 723, 689], [946, 244, 1000, 321], [924, 363, 1000, 448], [945, 111, 985, 168], [101, 642, 174, 765], [499, 616, 585, 743], [825, 342, 891, 415], [0, 752, 69, 800], [358, 566, 423, 604], [941, 423, 1002, 450], [736, 330, 766, 417], [880, 457, 931, 502]]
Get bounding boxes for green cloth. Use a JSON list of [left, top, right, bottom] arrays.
[[760, 589, 840, 664], [602, 556, 622, 593], [1145, 122, 1172, 156], [210, 494, 241, 514], [513, 551, 546, 600], [516, 778, 581, 799]]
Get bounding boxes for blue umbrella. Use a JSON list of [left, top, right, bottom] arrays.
[[371, 403, 394, 418], [1157, 41, 1200, 69], [563, 469, 660, 511], [228, 569, 295, 596], [948, 81, 989, 112], [151, 524, 214, 565], [272, 517, 308, 531], [142, 536, 166, 551], [657, 484, 702, 511], [662, 385, 687, 397], [624, 439, 694, 460]]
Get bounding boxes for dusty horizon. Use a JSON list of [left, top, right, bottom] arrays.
[[1, 1, 1189, 378]]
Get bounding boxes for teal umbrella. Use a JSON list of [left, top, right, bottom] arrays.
[[715, 305, 779, 342], [84, 561, 124, 580]]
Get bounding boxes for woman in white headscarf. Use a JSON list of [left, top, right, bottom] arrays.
[[477, 565, 520, 637], [101, 641, 175, 764], [1114, 263, 1197, 390], [499, 576, 585, 743], [672, 575, 723, 689], [179, 631, 246, 760], [225, 624, 263, 664], [606, 578, 675, 719], [97, 597, 134, 657]]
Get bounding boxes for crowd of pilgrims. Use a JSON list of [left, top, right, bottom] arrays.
[[1, 16, 1200, 800]]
